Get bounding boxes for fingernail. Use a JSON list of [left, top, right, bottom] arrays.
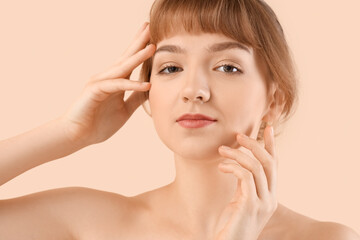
[[238, 133, 247, 138], [220, 145, 230, 150], [270, 126, 274, 136], [140, 22, 148, 30]]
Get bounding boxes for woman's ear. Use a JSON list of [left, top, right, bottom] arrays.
[[141, 92, 152, 117], [261, 85, 286, 125]]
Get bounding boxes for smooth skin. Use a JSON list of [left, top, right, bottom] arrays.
[[213, 126, 278, 240], [0, 22, 156, 240], [0, 22, 359, 240], [61, 22, 156, 146]]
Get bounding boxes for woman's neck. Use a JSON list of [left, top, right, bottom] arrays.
[[162, 153, 239, 235]]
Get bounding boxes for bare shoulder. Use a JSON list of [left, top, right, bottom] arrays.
[[269, 204, 360, 240], [0, 186, 132, 240], [306, 221, 360, 240]]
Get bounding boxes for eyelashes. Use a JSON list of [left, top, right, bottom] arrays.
[[159, 65, 180, 74], [157, 64, 243, 75], [217, 64, 243, 74]]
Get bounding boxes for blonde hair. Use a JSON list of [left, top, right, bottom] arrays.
[[139, 0, 299, 142]]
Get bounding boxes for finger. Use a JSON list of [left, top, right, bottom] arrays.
[[133, 22, 149, 43], [264, 125, 276, 158], [264, 125, 278, 193], [236, 133, 276, 193], [94, 44, 156, 81], [218, 146, 269, 200], [218, 162, 258, 203], [86, 79, 151, 102], [115, 22, 151, 65], [262, 125, 278, 194]]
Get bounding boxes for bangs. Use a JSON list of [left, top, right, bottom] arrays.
[[149, 0, 261, 49], [142, 0, 299, 142]]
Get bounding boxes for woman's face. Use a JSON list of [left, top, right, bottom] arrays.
[[148, 32, 272, 160]]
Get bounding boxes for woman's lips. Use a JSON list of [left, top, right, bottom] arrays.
[[177, 119, 216, 128]]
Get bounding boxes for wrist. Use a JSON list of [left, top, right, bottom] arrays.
[[56, 116, 91, 150]]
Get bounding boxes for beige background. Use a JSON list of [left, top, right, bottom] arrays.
[[0, 0, 359, 234]]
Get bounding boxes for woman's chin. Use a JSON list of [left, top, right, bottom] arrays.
[[170, 144, 224, 161]]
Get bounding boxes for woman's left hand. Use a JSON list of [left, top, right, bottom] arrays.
[[213, 125, 278, 240]]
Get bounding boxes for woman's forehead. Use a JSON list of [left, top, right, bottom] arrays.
[[156, 31, 238, 44], [153, 32, 253, 58]]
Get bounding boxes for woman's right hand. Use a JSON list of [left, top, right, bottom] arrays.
[[60, 22, 155, 146]]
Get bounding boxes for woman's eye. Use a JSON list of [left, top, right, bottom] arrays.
[[216, 64, 242, 74], [158, 64, 242, 75], [158, 65, 182, 74]]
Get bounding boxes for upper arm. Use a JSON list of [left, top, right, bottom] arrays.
[[0, 186, 129, 240], [308, 221, 360, 240]]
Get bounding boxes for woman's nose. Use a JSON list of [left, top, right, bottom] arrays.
[[180, 70, 210, 103]]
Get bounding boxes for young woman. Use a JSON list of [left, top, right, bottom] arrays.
[[0, 0, 359, 239]]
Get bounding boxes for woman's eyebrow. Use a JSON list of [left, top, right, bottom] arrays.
[[153, 41, 250, 57]]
